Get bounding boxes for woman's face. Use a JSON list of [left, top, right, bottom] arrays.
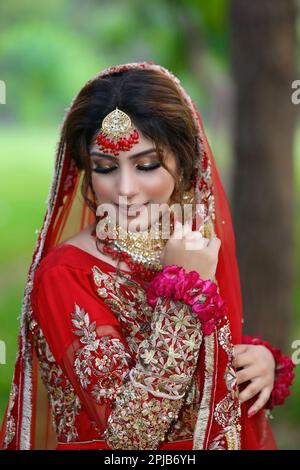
[[89, 131, 177, 232]]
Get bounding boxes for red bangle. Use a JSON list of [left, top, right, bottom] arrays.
[[146, 264, 228, 336], [242, 335, 295, 410]]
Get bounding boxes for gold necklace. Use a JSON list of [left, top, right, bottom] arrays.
[[97, 215, 172, 272]]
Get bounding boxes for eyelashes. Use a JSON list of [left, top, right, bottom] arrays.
[[93, 166, 117, 174], [92, 163, 161, 174]]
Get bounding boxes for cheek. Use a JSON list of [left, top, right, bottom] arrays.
[[91, 168, 176, 202], [91, 174, 115, 199], [141, 170, 175, 200]]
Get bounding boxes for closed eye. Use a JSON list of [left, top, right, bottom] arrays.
[[93, 162, 161, 174], [136, 163, 161, 171], [92, 166, 118, 174]]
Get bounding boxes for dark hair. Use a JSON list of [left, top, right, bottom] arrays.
[[62, 68, 198, 214]]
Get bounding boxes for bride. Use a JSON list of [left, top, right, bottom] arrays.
[[0, 62, 294, 450]]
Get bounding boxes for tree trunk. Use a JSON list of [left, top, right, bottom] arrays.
[[230, 0, 297, 349]]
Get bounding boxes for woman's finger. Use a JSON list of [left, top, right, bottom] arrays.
[[207, 236, 221, 253], [233, 351, 253, 369], [173, 218, 183, 239], [238, 377, 262, 404], [236, 365, 259, 385], [185, 232, 209, 250], [209, 220, 216, 239], [233, 344, 249, 367], [182, 219, 193, 236], [185, 231, 208, 241], [247, 388, 272, 417], [233, 344, 249, 355]]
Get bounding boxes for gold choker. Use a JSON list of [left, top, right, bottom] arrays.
[[95, 216, 172, 272]]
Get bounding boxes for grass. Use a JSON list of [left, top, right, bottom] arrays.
[[0, 125, 56, 418]]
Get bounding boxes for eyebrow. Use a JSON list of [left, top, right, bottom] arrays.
[[90, 148, 157, 161]]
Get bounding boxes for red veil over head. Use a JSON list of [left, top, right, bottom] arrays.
[[0, 61, 276, 450]]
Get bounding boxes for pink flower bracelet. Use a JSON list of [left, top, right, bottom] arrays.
[[146, 264, 228, 336], [243, 335, 295, 410]]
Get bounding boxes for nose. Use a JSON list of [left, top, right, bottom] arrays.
[[117, 166, 139, 200]]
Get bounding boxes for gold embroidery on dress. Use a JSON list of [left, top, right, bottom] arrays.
[[212, 320, 241, 450], [104, 298, 202, 448], [91, 265, 243, 449], [91, 265, 205, 445], [218, 323, 233, 358], [129, 298, 203, 400], [91, 269, 204, 450], [91, 266, 153, 353], [3, 383, 18, 448], [30, 319, 81, 442], [103, 384, 181, 450], [166, 395, 200, 441], [208, 425, 240, 450], [71, 303, 133, 404], [193, 332, 216, 449], [224, 426, 241, 450]]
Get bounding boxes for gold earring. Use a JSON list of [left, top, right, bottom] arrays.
[[182, 188, 195, 205], [178, 169, 195, 205]]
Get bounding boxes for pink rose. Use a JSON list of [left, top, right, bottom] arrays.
[[146, 265, 227, 336]]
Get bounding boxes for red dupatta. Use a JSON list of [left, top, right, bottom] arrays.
[[0, 61, 276, 450]]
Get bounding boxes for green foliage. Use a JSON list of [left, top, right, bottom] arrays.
[[0, 22, 103, 124], [0, 126, 57, 420], [0, 0, 231, 125], [184, 0, 230, 57]]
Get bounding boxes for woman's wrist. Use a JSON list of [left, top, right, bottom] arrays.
[[242, 335, 295, 410], [146, 264, 227, 336]]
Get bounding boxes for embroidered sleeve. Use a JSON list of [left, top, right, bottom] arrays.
[[103, 296, 203, 449], [68, 304, 133, 406], [30, 265, 134, 435], [31, 265, 203, 449]]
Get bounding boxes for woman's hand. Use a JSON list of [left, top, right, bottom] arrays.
[[233, 343, 276, 417], [160, 218, 221, 281]]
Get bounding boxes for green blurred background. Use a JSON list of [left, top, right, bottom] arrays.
[[0, 0, 299, 449]]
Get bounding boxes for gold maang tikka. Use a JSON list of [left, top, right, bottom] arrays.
[[96, 107, 139, 156]]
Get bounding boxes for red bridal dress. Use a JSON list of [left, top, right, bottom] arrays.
[[0, 61, 278, 451], [22, 243, 274, 450]]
